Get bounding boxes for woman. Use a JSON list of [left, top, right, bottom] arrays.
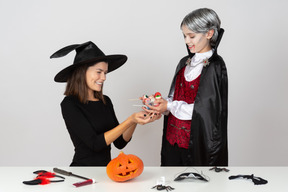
[[51, 41, 156, 166]]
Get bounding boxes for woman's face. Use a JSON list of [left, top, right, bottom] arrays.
[[181, 25, 212, 54], [86, 61, 108, 99]]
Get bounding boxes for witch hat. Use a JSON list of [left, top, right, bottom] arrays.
[[51, 41, 127, 82]]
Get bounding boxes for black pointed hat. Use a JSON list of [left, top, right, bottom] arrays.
[[50, 41, 127, 82]]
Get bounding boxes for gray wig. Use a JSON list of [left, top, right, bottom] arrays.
[[181, 8, 221, 47]]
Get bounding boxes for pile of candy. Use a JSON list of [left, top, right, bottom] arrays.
[[142, 92, 162, 108]]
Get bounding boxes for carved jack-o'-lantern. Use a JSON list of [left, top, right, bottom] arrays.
[[106, 151, 144, 182]]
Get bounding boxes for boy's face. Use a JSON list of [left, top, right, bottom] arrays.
[[181, 25, 212, 54]]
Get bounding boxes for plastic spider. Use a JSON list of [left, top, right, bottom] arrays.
[[151, 184, 175, 191], [209, 166, 230, 172]]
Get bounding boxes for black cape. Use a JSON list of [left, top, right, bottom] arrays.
[[161, 28, 228, 166]]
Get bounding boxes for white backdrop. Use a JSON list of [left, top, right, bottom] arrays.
[[0, 0, 287, 166]]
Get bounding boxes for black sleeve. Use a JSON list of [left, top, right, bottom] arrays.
[[104, 96, 129, 149], [61, 97, 108, 152]]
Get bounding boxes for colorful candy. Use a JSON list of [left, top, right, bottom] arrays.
[[154, 92, 162, 99], [142, 92, 162, 108], [132, 92, 162, 110]]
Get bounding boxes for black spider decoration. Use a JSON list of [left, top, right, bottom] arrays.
[[209, 166, 230, 172], [151, 184, 175, 191]]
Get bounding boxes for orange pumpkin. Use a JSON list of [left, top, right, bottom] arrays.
[[106, 151, 144, 182]]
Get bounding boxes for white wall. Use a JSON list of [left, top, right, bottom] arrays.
[[0, 0, 287, 166]]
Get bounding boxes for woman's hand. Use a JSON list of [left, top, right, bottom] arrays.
[[131, 111, 161, 125]]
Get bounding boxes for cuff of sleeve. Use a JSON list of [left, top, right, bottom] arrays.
[[167, 100, 172, 111], [162, 98, 172, 116]]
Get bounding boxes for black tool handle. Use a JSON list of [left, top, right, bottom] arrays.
[[53, 168, 72, 176], [53, 167, 90, 180]]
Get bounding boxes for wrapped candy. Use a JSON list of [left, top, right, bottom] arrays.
[[154, 92, 162, 99], [132, 92, 162, 109], [143, 92, 162, 107], [142, 94, 149, 100]]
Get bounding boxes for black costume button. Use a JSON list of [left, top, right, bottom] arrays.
[[191, 85, 194, 89], [180, 83, 182, 87]]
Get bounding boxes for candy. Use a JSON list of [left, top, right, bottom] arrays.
[[144, 98, 151, 104], [133, 92, 162, 109], [142, 95, 149, 99], [154, 92, 162, 99], [143, 92, 161, 107]]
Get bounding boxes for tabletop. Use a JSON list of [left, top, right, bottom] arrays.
[[0, 166, 287, 192]]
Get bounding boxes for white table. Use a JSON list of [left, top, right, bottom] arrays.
[[0, 166, 286, 192]]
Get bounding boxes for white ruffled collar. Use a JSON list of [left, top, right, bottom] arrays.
[[189, 49, 214, 67]]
